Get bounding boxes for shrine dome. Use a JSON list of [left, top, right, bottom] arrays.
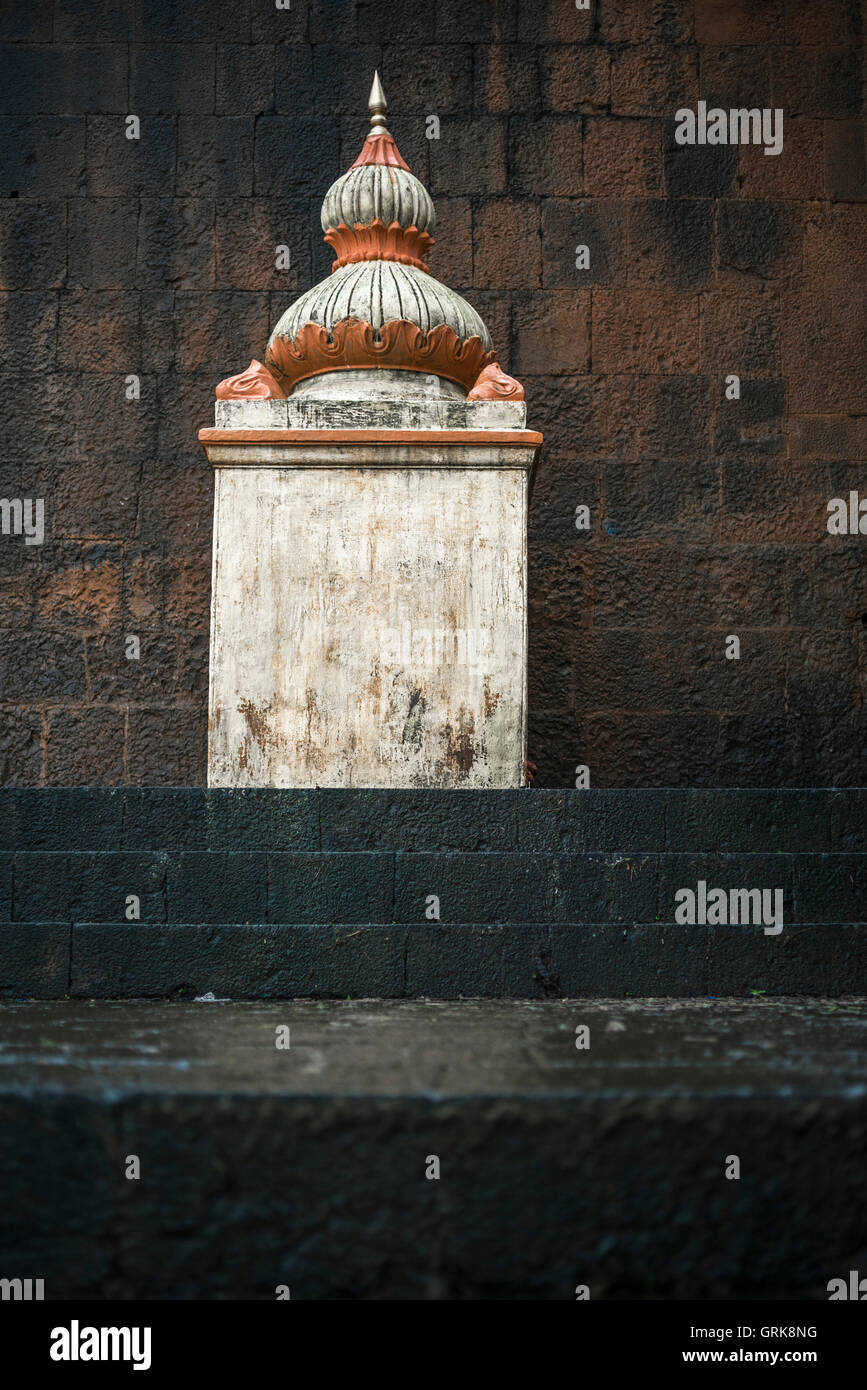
[[265, 72, 495, 396]]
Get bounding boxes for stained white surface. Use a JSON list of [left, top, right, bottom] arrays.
[[208, 459, 530, 788]]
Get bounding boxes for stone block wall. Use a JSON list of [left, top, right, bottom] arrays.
[[2, 787, 865, 997], [0, 0, 864, 786]]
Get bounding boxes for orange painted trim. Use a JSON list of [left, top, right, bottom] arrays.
[[467, 362, 525, 401], [198, 428, 543, 446], [215, 359, 287, 400], [349, 132, 410, 171], [324, 220, 434, 273], [265, 318, 495, 394]]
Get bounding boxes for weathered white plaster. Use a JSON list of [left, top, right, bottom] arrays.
[[204, 440, 535, 467], [214, 394, 527, 431], [207, 447, 533, 788], [290, 368, 464, 400]]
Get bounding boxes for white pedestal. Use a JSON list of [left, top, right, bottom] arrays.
[[200, 395, 540, 788]]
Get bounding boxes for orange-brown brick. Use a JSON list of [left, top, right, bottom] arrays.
[[1, 0, 865, 793], [739, 120, 824, 200], [695, 0, 784, 45], [540, 48, 609, 115], [473, 199, 541, 289], [592, 288, 699, 373], [512, 290, 590, 376], [511, 118, 582, 196], [611, 45, 698, 117], [584, 118, 663, 197], [781, 282, 866, 412]]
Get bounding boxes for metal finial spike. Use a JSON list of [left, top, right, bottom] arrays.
[[368, 70, 390, 136]]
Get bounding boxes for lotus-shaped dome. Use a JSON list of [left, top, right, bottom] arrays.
[[265, 72, 495, 396], [321, 161, 434, 238], [271, 261, 490, 346]]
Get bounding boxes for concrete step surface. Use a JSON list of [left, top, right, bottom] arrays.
[[1, 997, 865, 1300], [2, 787, 864, 853]]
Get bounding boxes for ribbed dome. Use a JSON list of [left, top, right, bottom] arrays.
[[322, 164, 435, 236], [269, 260, 491, 351], [264, 71, 495, 396]]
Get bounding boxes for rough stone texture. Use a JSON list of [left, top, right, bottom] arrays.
[[0, 3, 864, 788], [1, 997, 867, 1298], [0, 788, 864, 999]]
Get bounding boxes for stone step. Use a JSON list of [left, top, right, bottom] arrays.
[[2, 850, 864, 925], [2, 787, 864, 853], [4, 921, 867, 1000], [2, 790, 864, 998], [1, 998, 865, 1300]]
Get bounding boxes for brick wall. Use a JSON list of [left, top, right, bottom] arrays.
[[0, 0, 864, 787]]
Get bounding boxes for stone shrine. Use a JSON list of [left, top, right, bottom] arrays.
[[200, 74, 541, 788]]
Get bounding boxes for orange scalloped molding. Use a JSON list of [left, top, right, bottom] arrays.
[[324, 220, 435, 272], [266, 318, 496, 393]]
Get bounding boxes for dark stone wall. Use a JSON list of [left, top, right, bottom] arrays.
[[2, 787, 865, 998], [0, 0, 864, 787]]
